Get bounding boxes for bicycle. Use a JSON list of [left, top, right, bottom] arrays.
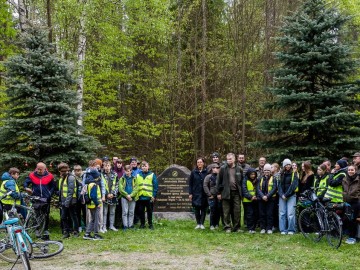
[[0, 191, 32, 269], [0, 192, 64, 265], [298, 188, 343, 249]]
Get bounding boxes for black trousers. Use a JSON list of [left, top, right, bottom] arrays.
[[61, 204, 79, 233], [194, 205, 207, 225], [76, 202, 87, 228], [244, 201, 258, 230], [137, 200, 153, 226], [259, 198, 275, 230]]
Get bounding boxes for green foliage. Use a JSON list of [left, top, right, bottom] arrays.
[[256, 0, 360, 164], [0, 28, 99, 170]]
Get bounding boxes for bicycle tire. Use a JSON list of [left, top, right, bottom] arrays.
[[16, 240, 32, 270], [298, 207, 323, 242], [24, 211, 46, 239], [0, 230, 33, 263], [326, 211, 342, 249], [31, 240, 64, 259]]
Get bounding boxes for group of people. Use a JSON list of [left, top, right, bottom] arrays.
[[0, 156, 158, 241], [189, 152, 360, 244]]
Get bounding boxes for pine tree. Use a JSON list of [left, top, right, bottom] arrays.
[[0, 28, 99, 169], [256, 0, 360, 164]]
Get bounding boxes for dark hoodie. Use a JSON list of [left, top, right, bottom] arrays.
[[242, 168, 258, 201], [278, 168, 298, 198]]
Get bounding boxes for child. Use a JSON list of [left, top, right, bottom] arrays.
[[242, 168, 258, 233], [203, 164, 221, 230], [119, 165, 138, 230], [0, 168, 21, 212], [101, 160, 119, 231], [83, 161, 104, 240]]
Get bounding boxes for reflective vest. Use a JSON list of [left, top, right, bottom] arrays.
[[58, 176, 77, 199], [101, 173, 117, 194], [259, 176, 276, 197], [313, 174, 329, 197], [243, 180, 256, 203], [87, 182, 102, 209], [324, 172, 346, 203], [136, 173, 154, 198], [0, 180, 20, 205]]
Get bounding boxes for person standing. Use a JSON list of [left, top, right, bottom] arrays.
[[352, 152, 360, 174], [324, 159, 347, 203], [203, 164, 221, 230], [313, 164, 329, 201], [24, 162, 55, 240], [135, 161, 158, 229], [242, 168, 258, 233], [278, 159, 298, 235], [237, 154, 251, 177], [216, 153, 243, 233], [189, 158, 208, 229], [256, 157, 267, 179], [73, 165, 86, 232], [58, 162, 79, 238], [0, 168, 21, 212], [299, 161, 314, 194]]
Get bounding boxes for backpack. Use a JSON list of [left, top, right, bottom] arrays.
[[79, 184, 91, 205]]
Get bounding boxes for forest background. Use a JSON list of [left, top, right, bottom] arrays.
[[0, 0, 360, 173]]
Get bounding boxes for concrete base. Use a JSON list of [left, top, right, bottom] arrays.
[[154, 212, 194, 220]]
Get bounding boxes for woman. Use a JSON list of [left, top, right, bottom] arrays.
[[342, 165, 360, 244], [278, 159, 299, 235], [313, 164, 329, 200], [189, 158, 208, 229], [324, 159, 347, 203], [299, 161, 314, 194]]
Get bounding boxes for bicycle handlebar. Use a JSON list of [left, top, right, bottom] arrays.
[[0, 190, 13, 200]]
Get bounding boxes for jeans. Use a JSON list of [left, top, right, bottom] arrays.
[[208, 197, 221, 227], [103, 203, 116, 228], [121, 198, 136, 228], [279, 195, 296, 233]]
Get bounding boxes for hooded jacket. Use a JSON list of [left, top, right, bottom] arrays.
[[242, 168, 258, 201], [24, 170, 55, 201]]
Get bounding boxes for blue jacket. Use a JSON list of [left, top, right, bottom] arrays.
[[24, 171, 55, 201]]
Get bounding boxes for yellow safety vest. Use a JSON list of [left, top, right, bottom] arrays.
[[313, 174, 329, 197], [243, 180, 256, 203], [0, 180, 20, 205], [87, 182, 102, 209], [136, 173, 154, 199], [259, 176, 276, 197], [324, 172, 346, 203], [58, 176, 77, 199], [101, 174, 117, 194]]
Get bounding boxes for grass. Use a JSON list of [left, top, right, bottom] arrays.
[[1, 213, 360, 269]]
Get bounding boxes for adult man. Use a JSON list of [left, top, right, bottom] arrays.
[[256, 157, 267, 179], [237, 154, 251, 177], [58, 162, 79, 238], [353, 152, 360, 174], [135, 161, 158, 229], [207, 152, 221, 172], [216, 153, 243, 233], [113, 159, 124, 178], [24, 162, 55, 239]]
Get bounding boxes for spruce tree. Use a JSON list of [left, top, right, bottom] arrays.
[[0, 28, 99, 169], [256, 0, 360, 164]]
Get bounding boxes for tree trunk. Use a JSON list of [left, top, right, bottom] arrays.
[[200, 0, 207, 156], [46, 0, 52, 43]]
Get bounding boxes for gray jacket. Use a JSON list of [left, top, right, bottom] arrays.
[[203, 174, 218, 197], [216, 164, 243, 199], [59, 174, 77, 207]]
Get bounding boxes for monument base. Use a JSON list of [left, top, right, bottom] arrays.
[[154, 212, 194, 220]]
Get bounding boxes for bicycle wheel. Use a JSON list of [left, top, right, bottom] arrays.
[[326, 211, 342, 249], [16, 240, 31, 270], [298, 208, 323, 242], [0, 229, 32, 263], [24, 211, 46, 239], [31, 240, 64, 259]]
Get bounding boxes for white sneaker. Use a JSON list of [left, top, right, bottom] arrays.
[[281, 231, 287, 235], [210, 226, 215, 230], [109, 226, 118, 231], [267, 230, 273, 234], [288, 231, 294, 235], [78, 227, 82, 233], [195, 224, 201, 229], [200, 225, 205, 230], [260, 229, 266, 234], [248, 230, 255, 234], [99, 229, 105, 233]]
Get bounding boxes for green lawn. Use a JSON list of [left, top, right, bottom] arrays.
[[1, 216, 359, 270]]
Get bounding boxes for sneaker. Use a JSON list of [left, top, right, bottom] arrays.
[[281, 232, 287, 235], [109, 226, 118, 231], [260, 229, 266, 234], [200, 225, 205, 230], [122, 226, 128, 231], [102, 226, 107, 233], [83, 233, 94, 240], [210, 226, 215, 230], [195, 224, 201, 229], [267, 230, 273, 234], [233, 228, 244, 233], [346, 238, 356, 244], [73, 231, 80, 238], [94, 234, 103, 240], [78, 227, 83, 233], [215, 225, 219, 229], [225, 229, 232, 233], [62, 232, 70, 239], [248, 230, 255, 234], [99, 229, 105, 233], [288, 231, 294, 235]]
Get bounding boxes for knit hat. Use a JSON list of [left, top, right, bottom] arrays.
[[263, 163, 272, 171], [336, 159, 347, 169], [282, 159, 292, 167]]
